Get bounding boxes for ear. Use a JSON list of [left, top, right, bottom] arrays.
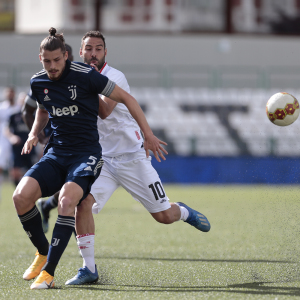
[[65, 51, 68, 60], [105, 48, 107, 57], [79, 48, 83, 58], [39, 54, 42, 62]]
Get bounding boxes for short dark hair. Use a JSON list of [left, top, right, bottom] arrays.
[[81, 31, 106, 48], [65, 44, 74, 61], [40, 27, 66, 54]]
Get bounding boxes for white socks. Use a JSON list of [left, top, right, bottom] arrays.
[[175, 203, 189, 221], [77, 233, 95, 273]]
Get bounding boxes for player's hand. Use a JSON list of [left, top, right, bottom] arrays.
[[143, 133, 168, 162], [22, 134, 38, 155], [90, 63, 99, 72]]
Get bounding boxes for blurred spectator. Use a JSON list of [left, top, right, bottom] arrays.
[[5, 93, 35, 186], [0, 87, 21, 195]]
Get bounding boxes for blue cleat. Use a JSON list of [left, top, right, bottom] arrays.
[[37, 199, 49, 233], [177, 202, 211, 232], [65, 266, 99, 285]]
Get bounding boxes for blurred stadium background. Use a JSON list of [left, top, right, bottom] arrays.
[[2, 0, 300, 184]]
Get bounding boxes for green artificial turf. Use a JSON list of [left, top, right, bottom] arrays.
[[1, 182, 300, 299]]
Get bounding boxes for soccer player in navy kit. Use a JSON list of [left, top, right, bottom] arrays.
[[22, 44, 74, 233], [12, 27, 167, 290]]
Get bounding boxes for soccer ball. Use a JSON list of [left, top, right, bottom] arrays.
[[266, 92, 300, 126]]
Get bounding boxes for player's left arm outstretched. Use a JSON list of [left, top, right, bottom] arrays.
[[104, 84, 168, 162], [22, 107, 49, 155]]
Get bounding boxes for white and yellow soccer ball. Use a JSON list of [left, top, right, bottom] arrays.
[[266, 92, 300, 126]]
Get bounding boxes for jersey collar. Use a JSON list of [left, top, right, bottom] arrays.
[[99, 62, 107, 74], [51, 59, 71, 82]]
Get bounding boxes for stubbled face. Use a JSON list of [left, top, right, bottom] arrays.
[[80, 37, 106, 70], [39, 48, 68, 81]]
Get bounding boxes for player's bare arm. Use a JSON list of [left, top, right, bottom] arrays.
[[21, 102, 47, 144], [98, 95, 117, 119], [106, 84, 168, 162], [21, 103, 36, 130], [22, 107, 49, 155]]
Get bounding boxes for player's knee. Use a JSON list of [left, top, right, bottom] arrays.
[[76, 195, 94, 214], [13, 190, 29, 212], [59, 195, 77, 214], [12, 190, 22, 205]]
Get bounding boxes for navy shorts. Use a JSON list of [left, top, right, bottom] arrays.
[[24, 152, 103, 203]]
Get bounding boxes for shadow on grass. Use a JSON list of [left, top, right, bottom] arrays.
[[67, 281, 300, 297], [92, 255, 293, 264], [66, 256, 299, 296]]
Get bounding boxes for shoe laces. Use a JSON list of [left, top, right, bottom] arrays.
[[77, 268, 88, 278]]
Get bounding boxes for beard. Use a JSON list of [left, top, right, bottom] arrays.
[[85, 56, 105, 70], [47, 63, 65, 81], [47, 69, 62, 81]]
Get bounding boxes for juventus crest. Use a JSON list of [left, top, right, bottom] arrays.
[[68, 85, 77, 100]]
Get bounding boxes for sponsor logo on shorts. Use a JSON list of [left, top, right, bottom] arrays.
[[94, 158, 104, 175], [51, 105, 78, 116], [160, 199, 167, 203]]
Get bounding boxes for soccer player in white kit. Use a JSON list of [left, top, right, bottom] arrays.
[[65, 31, 211, 285]]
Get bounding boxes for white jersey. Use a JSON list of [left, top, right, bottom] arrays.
[[0, 100, 21, 169], [91, 64, 170, 215], [98, 63, 143, 157]]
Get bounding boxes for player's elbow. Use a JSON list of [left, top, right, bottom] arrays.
[[98, 111, 109, 119]]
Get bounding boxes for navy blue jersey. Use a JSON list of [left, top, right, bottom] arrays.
[[9, 112, 35, 169], [30, 60, 115, 155], [9, 112, 30, 144]]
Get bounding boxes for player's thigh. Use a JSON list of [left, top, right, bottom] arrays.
[[90, 163, 120, 214], [118, 156, 170, 213], [24, 155, 65, 198], [66, 154, 104, 204]]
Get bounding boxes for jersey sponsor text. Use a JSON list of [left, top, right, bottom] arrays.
[[51, 105, 78, 117]]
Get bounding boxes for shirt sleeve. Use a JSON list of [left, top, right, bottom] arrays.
[[89, 70, 116, 97], [108, 71, 130, 94], [25, 90, 37, 108], [29, 82, 40, 102]]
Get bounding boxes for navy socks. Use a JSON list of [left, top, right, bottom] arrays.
[[18, 206, 49, 255], [43, 215, 75, 276]]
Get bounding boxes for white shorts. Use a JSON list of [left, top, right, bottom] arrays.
[[91, 150, 170, 214]]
